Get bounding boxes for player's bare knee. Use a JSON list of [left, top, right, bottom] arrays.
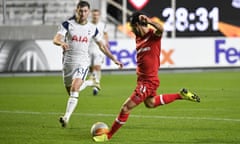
[[121, 104, 131, 113], [144, 103, 155, 108], [144, 98, 155, 108], [71, 86, 79, 92], [71, 83, 82, 92]]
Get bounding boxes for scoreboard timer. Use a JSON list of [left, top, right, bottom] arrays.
[[128, 0, 240, 37]]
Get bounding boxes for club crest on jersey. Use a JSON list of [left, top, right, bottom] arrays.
[[72, 35, 88, 43], [88, 30, 91, 35]]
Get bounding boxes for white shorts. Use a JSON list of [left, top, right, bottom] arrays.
[[63, 64, 89, 87], [89, 52, 105, 66]]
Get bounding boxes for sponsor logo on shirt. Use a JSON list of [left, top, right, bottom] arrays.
[[72, 35, 88, 43]]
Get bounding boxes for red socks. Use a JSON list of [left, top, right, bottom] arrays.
[[107, 111, 129, 139], [154, 93, 181, 107], [107, 94, 181, 139]]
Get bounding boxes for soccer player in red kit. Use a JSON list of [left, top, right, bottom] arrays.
[[93, 12, 200, 142]]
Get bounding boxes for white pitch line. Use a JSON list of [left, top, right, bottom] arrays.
[[0, 110, 240, 122]]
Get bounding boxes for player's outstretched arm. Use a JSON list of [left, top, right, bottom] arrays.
[[96, 41, 123, 69]]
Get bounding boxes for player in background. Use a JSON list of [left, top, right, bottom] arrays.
[[93, 12, 200, 142], [53, 1, 123, 128], [79, 9, 109, 95]]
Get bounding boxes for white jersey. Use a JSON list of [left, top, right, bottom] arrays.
[[57, 16, 102, 67], [89, 21, 107, 55]]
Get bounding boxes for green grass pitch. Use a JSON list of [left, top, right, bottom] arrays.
[[0, 71, 239, 144]]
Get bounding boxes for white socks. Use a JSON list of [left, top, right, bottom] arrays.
[[79, 70, 101, 91], [63, 92, 79, 122], [79, 80, 94, 91], [93, 70, 101, 83]]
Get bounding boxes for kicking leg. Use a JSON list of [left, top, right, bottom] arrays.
[[144, 88, 200, 108], [93, 98, 138, 142]]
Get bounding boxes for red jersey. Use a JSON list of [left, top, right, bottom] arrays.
[[135, 29, 161, 82]]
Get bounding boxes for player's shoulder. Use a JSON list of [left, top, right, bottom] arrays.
[[98, 21, 106, 25], [87, 21, 97, 27], [63, 15, 75, 23], [86, 22, 98, 31], [61, 16, 76, 28], [61, 20, 70, 30], [97, 21, 107, 27]]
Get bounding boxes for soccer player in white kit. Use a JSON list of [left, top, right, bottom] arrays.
[[80, 9, 108, 95], [53, 1, 122, 128]]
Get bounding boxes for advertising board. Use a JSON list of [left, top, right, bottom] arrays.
[[0, 38, 239, 72]]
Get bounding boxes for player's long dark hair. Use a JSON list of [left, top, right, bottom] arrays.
[[129, 11, 148, 36], [129, 11, 148, 26]]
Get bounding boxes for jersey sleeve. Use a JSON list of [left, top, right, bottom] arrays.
[[57, 21, 68, 36], [93, 27, 102, 42]]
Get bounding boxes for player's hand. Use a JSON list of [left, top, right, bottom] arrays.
[[139, 15, 150, 24], [114, 60, 123, 69], [61, 42, 69, 51]]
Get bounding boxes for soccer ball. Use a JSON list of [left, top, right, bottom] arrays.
[[90, 122, 109, 136]]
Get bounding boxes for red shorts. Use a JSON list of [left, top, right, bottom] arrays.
[[130, 79, 159, 105]]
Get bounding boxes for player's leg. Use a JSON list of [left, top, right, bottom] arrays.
[[144, 88, 200, 108], [91, 53, 104, 95], [144, 93, 182, 108], [60, 78, 83, 128], [79, 54, 102, 93], [92, 64, 102, 95], [92, 65, 101, 83], [93, 98, 138, 142], [93, 81, 147, 142], [60, 85, 80, 128], [79, 79, 94, 91], [88, 53, 94, 79], [59, 66, 88, 127], [79, 54, 94, 92], [107, 98, 137, 138], [92, 52, 104, 83], [78, 69, 101, 92]]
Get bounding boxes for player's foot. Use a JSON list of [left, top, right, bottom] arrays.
[[180, 88, 200, 102], [93, 87, 99, 96], [59, 116, 68, 128], [93, 79, 101, 96], [93, 134, 108, 142]]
